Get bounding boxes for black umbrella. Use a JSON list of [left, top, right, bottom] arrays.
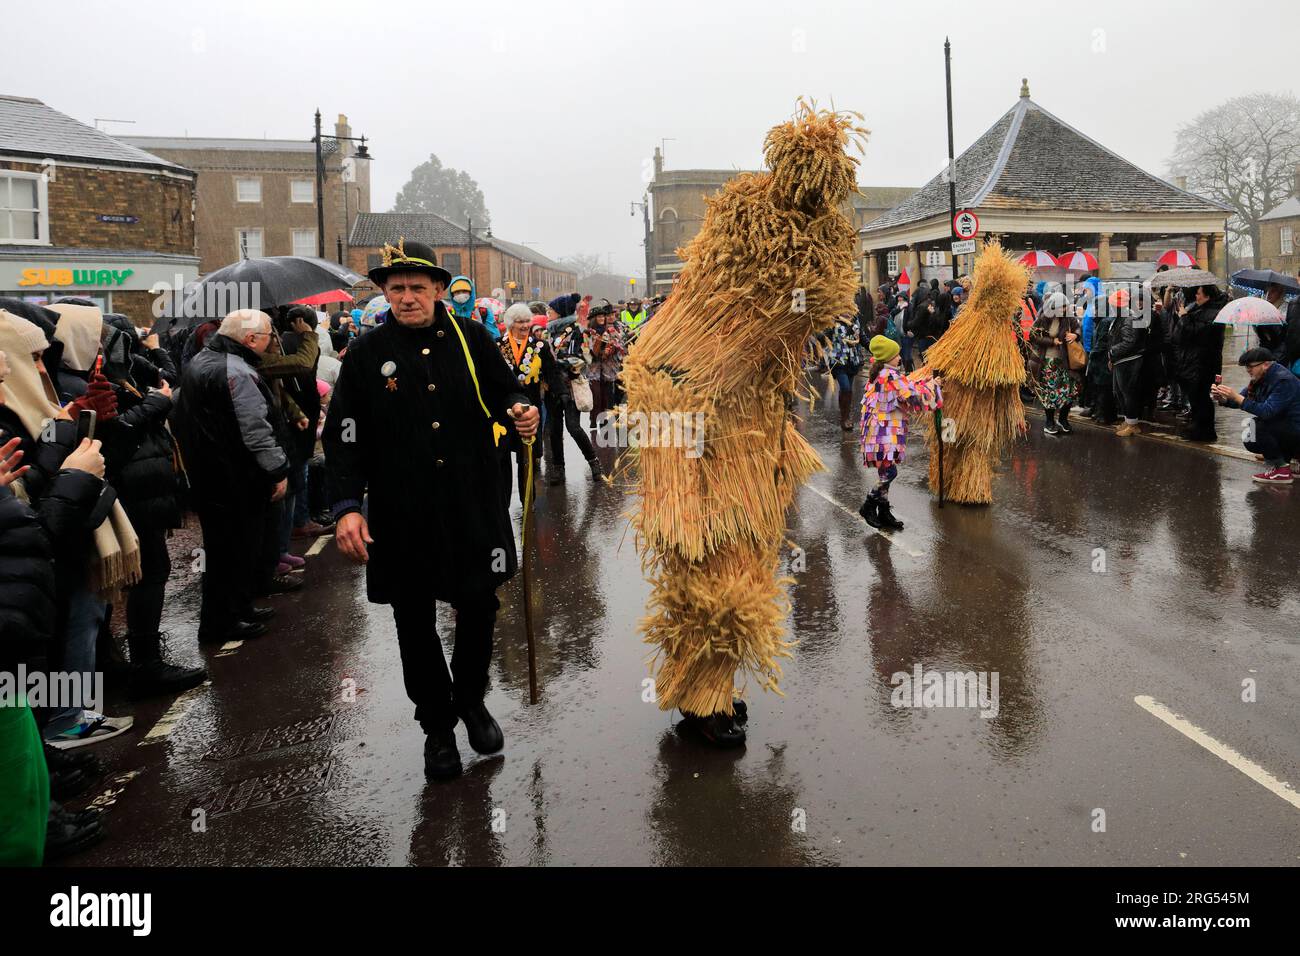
[[190, 256, 363, 322], [1229, 268, 1300, 296]]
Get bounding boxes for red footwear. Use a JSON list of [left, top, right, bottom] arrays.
[[1252, 466, 1293, 485]]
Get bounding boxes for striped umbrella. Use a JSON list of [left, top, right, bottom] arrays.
[[1156, 250, 1197, 268], [1056, 251, 1099, 271], [1018, 250, 1059, 269]]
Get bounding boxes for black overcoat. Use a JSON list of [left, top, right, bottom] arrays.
[[323, 302, 528, 605]]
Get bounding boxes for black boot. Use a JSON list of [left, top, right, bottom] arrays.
[[457, 700, 504, 755], [876, 498, 904, 531], [1042, 409, 1061, 436], [587, 456, 604, 481], [838, 390, 854, 430], [680, 710, 746, 748], [127, 632, 208, 700], [859, 494, 882, 529], [45, 802, 106, 860], [1057, 407, 1073, 434], [731, 698, 748, 723], [424, 731, 462, 781]]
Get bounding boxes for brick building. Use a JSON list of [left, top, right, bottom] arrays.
[[644, 146, 914, 294], [0, 94, 198, 325], [1257, 196, 1300, 275], [348, 212, 576, 302], [120, 114, 371, 274]]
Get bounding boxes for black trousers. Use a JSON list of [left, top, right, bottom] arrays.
[[255, 499, 284, 594], [1244, 418, 1300, 465], [1112, 358, 1144, 420], [546, 394, 596, 473], [125, 522, 170, 638], [1179, 374, 1217, 438], [390, 592, 500, 733], [195, 494, 268, 635]]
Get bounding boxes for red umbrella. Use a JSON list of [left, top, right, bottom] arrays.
[[1018, 250, 1059, 269], [1156, 249, 1197, 268], [1056, 251, 1099, 271], [292, 289, 354, 307]]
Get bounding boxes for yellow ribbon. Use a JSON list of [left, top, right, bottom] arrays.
[[446, 312, 509, 447]]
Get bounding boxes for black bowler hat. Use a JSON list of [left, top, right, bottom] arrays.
[[367, 238, 453, 287]]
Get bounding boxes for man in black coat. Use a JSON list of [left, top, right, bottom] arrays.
[[323, 240, 539, 781], [1171, 284, 1228, 442], [172, 310, 290, 645]]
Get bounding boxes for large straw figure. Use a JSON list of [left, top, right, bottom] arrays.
[[622, 102, 865, 738], [923, 240, 1030, 504]]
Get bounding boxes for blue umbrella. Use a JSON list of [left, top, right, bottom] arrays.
[[1229, 268, 1300, 299]]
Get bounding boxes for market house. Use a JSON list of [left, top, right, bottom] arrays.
[[0, 93, 197, 324], [860, 80, 1233, 289]]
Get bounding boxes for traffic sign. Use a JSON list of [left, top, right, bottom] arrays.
[[951, 239, 976, 255], [952, 209, 979, 240]]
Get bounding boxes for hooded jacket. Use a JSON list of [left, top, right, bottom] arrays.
[[449, 275, 499, 341]]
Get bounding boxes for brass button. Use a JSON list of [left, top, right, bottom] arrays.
[[421, 348, 430, 355], [437, 330, 445, 338], [435, 458, 445, 467], [427, 384, 435, 392], [431, 421, 441, 429]]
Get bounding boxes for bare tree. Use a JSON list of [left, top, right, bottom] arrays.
[[1168, 92, 1300, 267], [558, 253, 605, 280]]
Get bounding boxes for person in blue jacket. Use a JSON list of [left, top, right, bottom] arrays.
[[1212, 348, 1300, 484], [447, 275, 498, 341]]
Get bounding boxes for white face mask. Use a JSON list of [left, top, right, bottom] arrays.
[[452, 292, 471, 304]]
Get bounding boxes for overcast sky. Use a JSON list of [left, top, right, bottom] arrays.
[[11, 0, 1297, 277]]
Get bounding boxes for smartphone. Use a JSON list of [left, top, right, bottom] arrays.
[[1214, 375, 1222, 386], [76, 408, 97, 443]]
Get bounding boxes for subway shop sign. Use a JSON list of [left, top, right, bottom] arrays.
[[19, 267, 134, 287], [0, 260, 197, 293]]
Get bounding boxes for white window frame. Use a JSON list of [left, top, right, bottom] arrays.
[[235, 177, 262, 203], [1281, 225, 1293, 256], [291, 229, 317, 257], [236, 228, 264, 259], [0, 171, 50, 245], [290, 180, 314, 203], [886, 250, 899, 275]]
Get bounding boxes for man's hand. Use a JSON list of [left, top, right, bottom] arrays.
[[1064, 332, 1078, 343], [143, 333, 160, 349], [0, 437, 29, 487], [63, 438, 105, 478], [271, 477, 287, 502], [292, 316, 314, 335], [336, 511, 372, 564], [1210, 383, 1241, 405], [510, 403, 540, 439], [154, 380, 173, 399], [295, 417, 310, 431]]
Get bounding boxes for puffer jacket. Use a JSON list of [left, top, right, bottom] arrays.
[[171, 333, 290, 506], [1108, 307, 1148, 365]]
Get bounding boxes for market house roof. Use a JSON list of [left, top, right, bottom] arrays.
[[119, 135, 340, 156], [349, 213, 571, 274], [863, 84, 1231, 237], [0, 95, 191, 174]]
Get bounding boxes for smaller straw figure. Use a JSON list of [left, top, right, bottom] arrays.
[[858, 335, 942, 531]]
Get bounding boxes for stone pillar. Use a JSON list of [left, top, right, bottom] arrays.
[[1211, 232, 1226, 278], [1196, 234, 1209, 271], [905, 245, 921, 289], [1098, 233, 1113, 279], [866, 252, 880, 293]]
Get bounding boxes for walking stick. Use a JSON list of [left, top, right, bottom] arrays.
[[520, 433, 539, 704], [935, 408, 945, 508]]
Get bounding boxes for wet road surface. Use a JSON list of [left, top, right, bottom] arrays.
[[68, 376, 1300, 866]]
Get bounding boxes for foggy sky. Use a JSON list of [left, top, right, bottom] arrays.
[[10, 0, 1296, 279]]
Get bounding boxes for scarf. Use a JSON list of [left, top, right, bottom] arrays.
[[0, 310, 140, 602]]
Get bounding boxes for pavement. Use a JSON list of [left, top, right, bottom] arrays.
[[64, 368, 1300, 867]]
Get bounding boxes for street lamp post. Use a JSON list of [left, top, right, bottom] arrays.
[[631, 198, 651, 296], [313, 108, 373, 262]]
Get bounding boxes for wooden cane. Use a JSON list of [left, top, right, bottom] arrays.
[[520, 433, 539, 704]]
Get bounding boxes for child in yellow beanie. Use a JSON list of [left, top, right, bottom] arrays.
[[858, 334, 941, 531]]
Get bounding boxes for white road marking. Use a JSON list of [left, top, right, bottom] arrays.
[[803, 483, 924, 558], [138, 683, 210, 746], [306, 534, 333, 557], [1135, 695, 1300, 811]]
